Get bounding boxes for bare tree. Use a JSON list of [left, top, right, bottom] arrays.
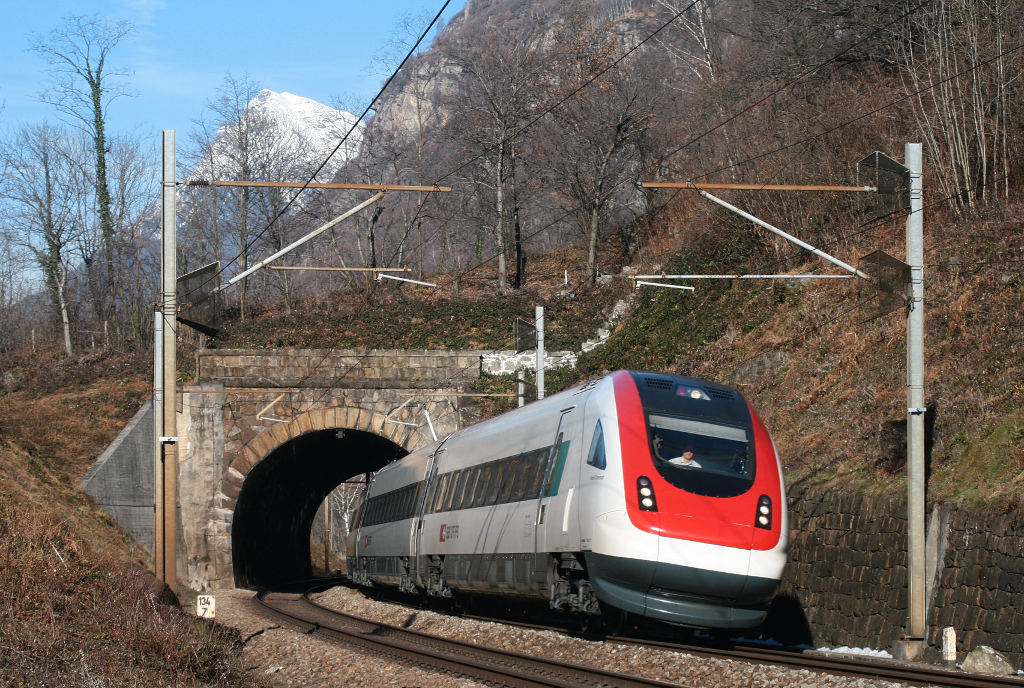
[[654, 0, 727, 86], [371, 10, 449, 279], [191, 73, 267, 320], [29, 14, 135, 324], [544, 21, 663, 287], [0, 227, 34, 354], [438, 21, 551, 295], [0, 124, 86, 354]]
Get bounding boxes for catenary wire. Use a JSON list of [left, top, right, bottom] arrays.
[[395, 0, 940, 290], [178, 0, 454, 306]]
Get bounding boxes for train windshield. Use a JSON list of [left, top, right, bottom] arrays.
[[647, 414, 755, 498]]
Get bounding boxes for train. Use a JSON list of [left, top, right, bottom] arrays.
[[346, 370, 788, 629]]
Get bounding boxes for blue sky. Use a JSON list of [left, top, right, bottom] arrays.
[[1, 0, 465, 137]]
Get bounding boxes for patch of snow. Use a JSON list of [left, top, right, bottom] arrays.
[[733, 636, 812, 650], [818, 646, 893, 659]]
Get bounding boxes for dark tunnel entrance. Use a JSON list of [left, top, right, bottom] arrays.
[[232, 427, 407, 589]]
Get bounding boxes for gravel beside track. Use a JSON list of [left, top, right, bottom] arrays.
[[211, 588, 487, 687], [309, 586, 904, 688]]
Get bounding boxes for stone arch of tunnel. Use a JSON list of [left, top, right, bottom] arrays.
[[231, 427, 408, 589]]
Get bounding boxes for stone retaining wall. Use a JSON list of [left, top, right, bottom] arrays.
[[929, 507, 1024, 664], [767, 485, 1024, 667]]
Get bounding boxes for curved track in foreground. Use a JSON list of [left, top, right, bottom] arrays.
[[254, 581, 1023, 688]]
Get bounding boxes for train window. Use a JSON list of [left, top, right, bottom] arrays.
[[449, 469, 466, 511], [461, 466, 481, 510], [385, 491, 397, 523], [507, 456, 526, 502], [456, 469, 472, 510], [647, 414, 755, 498], [407, 483, 419, 519], [443, 470, 462, 512], [431, 474, 447, 513], [499, 457, 521, 503], [412, 481, 425, 518], [401, 487, 413, 518], [586, 421, 607, 470], [525, 448, 549, 499], [488, 459, 509, 505], [370, 496, 382, 526], [473, 463, 494, 507], [433, 473, 452, 513], [544, 433, 564, 496]]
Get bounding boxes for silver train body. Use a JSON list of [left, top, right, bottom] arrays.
[[347, 370, 788, 629]]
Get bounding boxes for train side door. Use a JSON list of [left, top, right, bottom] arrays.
[[412, 447, 444, 588], [534, 406, 579, 555], [577, 395, 615, 552]]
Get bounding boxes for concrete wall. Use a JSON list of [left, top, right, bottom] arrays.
[[480, 350, 577, 375], [79, 401, 155, 551], [769, 485, 1024, 666]]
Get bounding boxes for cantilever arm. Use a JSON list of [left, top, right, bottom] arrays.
[[224, 192, 386, 288]]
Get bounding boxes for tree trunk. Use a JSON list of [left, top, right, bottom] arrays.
[[495, 142, 508, 295], [586, 204, 601, 288], [57, 262, 73, 355], [91, 78, 116, 323]]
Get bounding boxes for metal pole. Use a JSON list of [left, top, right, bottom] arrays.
[[536, 306, 545, 400], [423, 408, 438, 442], [160, 130, 178, 587], [905, 142, 926, 639], [152, 310, 163, 577]]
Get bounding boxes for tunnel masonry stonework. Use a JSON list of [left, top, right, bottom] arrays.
[[181, 349, 482, 591]]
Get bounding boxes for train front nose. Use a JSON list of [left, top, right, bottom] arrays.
[[589, 511, 775, 629], [643, 517, 772, 629]]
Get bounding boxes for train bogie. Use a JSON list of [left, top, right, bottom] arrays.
[[347, 370, 787, 630]]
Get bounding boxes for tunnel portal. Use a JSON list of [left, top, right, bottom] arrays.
[[232, 428, 407, 589]]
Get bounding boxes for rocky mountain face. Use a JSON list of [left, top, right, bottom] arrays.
[[366, 0, 669, 147]]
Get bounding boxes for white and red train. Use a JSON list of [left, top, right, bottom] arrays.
[[346, 370, 787, 629]]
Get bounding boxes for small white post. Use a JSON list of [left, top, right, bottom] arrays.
[[535, 306, 545, 400], [518, 370, 525, 407], [942, 627, 956, 665]]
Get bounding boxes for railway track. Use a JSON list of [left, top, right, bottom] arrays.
[[254, 580, 1024, 688]]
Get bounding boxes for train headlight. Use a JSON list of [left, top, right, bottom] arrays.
[[637, 476, 658, 512], [754, 495, 772, 529]]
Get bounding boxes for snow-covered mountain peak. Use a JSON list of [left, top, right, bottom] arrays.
[[196, 89, 364, 184]]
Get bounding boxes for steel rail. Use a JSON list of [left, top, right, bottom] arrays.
[[605, 637, 1024, 688], [315, 582, 1023, 688], [254, 588, 694, 688]]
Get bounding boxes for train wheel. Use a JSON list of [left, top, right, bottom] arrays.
[[710, 628, 731, 646], [611, 609, 629, 637]]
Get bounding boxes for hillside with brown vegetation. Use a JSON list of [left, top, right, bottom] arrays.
[[208, 191, 1024, 509], [1, 0, 1022, 680], [0, 348, 265, 686]]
